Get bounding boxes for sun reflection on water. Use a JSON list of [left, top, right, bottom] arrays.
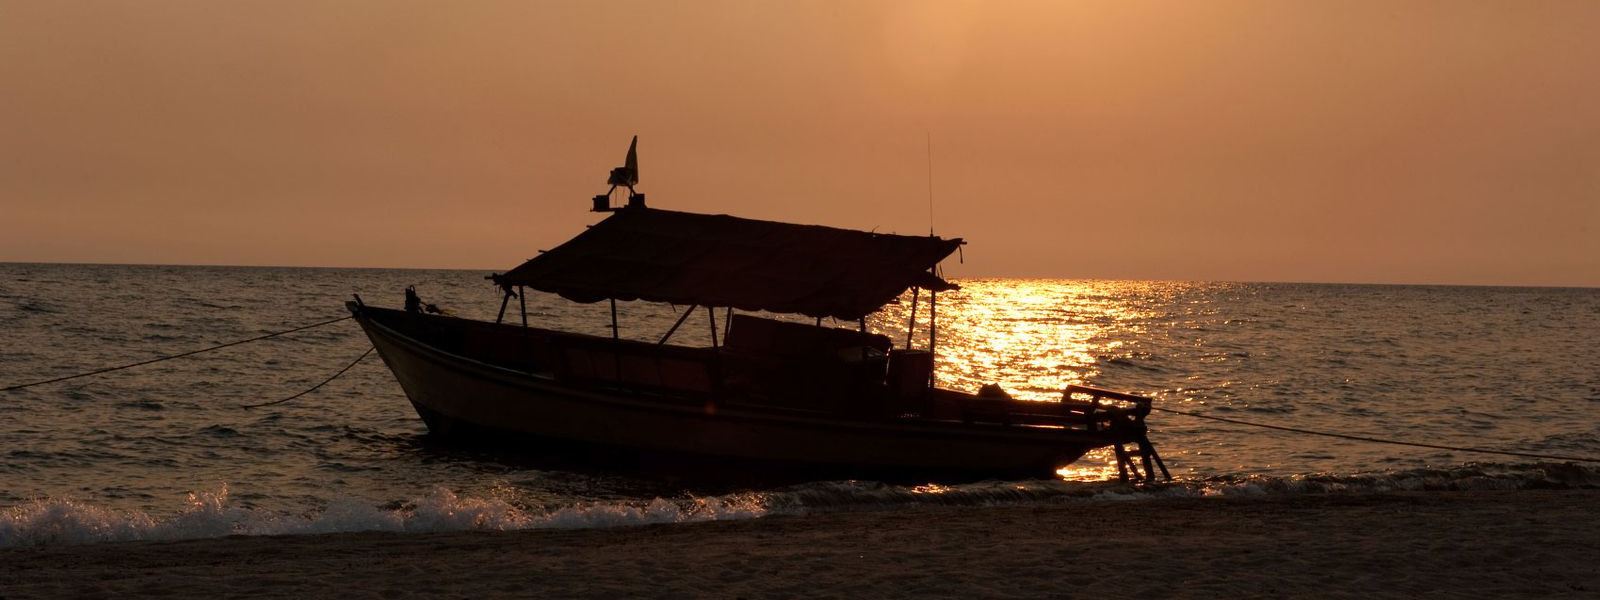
[[867, 280, 1172, 482], [871, 279, 1162, 403], [1054, 447, 1123, 482], [909, 483, 954, 495]]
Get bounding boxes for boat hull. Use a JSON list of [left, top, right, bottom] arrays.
[[353, 307, 1126, 480]]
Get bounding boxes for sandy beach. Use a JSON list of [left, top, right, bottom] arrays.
[[3, 489, 1596, 599]]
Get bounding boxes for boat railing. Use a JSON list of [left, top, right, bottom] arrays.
[[1063, 384, 1153, 409], [1065, 384, 1150, 421], [1062, 384, 1153, 435], [923, 384, 1153, 433]]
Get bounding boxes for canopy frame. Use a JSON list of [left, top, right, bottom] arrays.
[[492, 207, 962, 322]]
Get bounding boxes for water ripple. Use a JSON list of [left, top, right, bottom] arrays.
[[1, 265, 1597, 526]]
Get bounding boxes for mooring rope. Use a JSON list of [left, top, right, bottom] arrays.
[[0, 315, 353, 392], [1151, 405, 1600, 464], [240, 346, 375, 409]]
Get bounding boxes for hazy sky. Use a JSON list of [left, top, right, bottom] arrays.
[[2, 1, 1596, 286]]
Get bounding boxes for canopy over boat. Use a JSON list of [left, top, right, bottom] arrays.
[[494, 207, 963, 320]]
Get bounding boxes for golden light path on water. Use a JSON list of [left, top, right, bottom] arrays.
[[869, 280, 1164, 482]]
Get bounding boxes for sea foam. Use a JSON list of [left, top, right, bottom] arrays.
[[0, 484, 772, 548], [4, 462, 1596, 547]]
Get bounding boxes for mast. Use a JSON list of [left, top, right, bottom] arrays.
[[926, 134, 938, 390], [929, 277, 937, 390]]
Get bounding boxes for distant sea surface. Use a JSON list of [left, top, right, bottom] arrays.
[[3, 263, 1598, 545]]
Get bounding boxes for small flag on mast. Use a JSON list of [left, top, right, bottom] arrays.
[[608, 136, 640, 187]]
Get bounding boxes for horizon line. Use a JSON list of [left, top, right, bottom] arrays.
[[2, 260, 1595, 291]]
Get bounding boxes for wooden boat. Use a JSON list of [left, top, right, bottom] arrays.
[[350, 139, 1167, 481]]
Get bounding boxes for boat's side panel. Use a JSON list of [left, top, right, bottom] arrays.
[[358, 311, 1109, 477]]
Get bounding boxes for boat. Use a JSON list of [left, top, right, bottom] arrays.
[[349, 138, 1168, 481]]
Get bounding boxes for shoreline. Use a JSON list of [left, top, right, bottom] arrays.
[[4, 489, 1596, 599]]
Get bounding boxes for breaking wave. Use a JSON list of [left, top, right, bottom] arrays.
[[5, 462, 1595, 547], [0, 484, 770, 548], [760, 461, 1600, 510]]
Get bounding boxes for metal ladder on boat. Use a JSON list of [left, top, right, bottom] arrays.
[[1112, 431, 1170, 483], [1070, 385, 1172, 482]]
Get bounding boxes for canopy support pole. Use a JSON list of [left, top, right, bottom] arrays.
[[904, 287, 919, 349], [929, 289, 937, 389], [723, 307, 733, 341], [658, 304, 698, 345], [610, 298, 622, 381], [707, 307, 726, 407], [519, 286, 528, 328], [707, 306, 719, 349], [609, 299, 619, 340], [495, 291, 511, 325], [859, 318, 869, 361]]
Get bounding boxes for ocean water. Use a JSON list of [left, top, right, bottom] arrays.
[[2, 263, 1598, 546]]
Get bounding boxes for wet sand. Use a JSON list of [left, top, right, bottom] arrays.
[[3, 489, 1597, 599]]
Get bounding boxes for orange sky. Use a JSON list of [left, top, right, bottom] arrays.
[[2, 1, 1596, 286]]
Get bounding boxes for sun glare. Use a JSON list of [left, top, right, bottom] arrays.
[[1055, 447, 1123, 482], [868, 280, 1165, 482], [873, 280, 1157, 403]]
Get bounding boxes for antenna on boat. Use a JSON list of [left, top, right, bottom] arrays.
[[924, 131, 940, 390], [926, 131, 935, 237], [593, 135, 646, 212]]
